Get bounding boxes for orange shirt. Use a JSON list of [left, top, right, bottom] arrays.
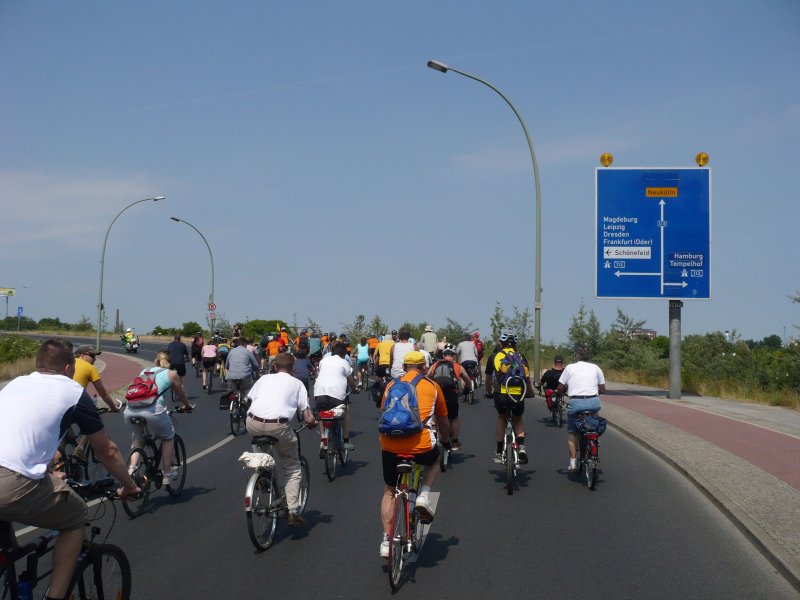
[[267, 340, 283, 356], [321, 335, 329, 346], [367, 337, 379, 350], [279, 331, 289, 345], [379, 371, 447, 454]]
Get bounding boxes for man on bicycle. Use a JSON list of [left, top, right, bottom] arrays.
[[373, 332, 394, 379], [540, 355, 565, 410], [492, 334, 533, 465], [226, 336, 261, 398], [246, 353, 317, 526], [456, 333, 480, 387], [0, 340, 139, 600], [427, 343, 471, 451], [556, 346, 605, 472], [314, 343, 357, 455], [378, 351, 451, 558]]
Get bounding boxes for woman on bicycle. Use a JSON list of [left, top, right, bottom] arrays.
[[556, 346, 605, 472], [201, 339, 219, 390], [353, 336, 370, 388], [190, 332, 204, 376], [124, 351, 193, 487]]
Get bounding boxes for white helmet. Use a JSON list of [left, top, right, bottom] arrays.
[[126, 328, 132, 332]]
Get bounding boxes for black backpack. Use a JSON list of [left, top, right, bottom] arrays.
[[298, 335, 310, 352], [432, 360, 457, 392]]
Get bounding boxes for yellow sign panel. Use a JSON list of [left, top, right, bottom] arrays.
[[646, 187, 678, 198], [0, 288, 16, 297]]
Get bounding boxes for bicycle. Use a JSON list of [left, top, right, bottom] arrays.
[[318, 404, 349, 481], [387, 454, 426, 591], [549, 391, 565, 428], [205, 360, 217, 395], [573, 410, 606, 490], [462, 361, 480, 404], [0, 478, 131, 600], [55, 407, 115, 482], [358, 362, 370, 392], [499, 376, 526, 495], [122, 406, 192, 518], [227, 382, 250, 437], [242, 426, 310, 551]]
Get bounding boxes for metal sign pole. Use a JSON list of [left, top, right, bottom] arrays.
[[668, 300, 683, 399]]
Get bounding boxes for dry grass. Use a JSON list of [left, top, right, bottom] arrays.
[[607, 369, 799, 411], [0, 357, 35, 381]]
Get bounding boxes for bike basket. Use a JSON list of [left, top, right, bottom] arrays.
[[575, 414, 607, 435], [318, 405, 346, 420], [238, 452, 274, 470], [219, 391, 236, 410]]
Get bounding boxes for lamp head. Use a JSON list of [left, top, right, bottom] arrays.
[[153, 196, 165, 201], [170, 217, 180, 222], [427, 60, 449, 73]]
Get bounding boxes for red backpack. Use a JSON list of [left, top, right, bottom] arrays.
[[125, 368, 169, 407], [475, 339, 484, 355]]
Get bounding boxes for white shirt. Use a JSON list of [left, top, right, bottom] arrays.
[[558, 361, 605, 397], [391, 341, 416, 378], [313, 354, 352, 400], [247, 372, 309, 419], [456, 340, 479, 363]]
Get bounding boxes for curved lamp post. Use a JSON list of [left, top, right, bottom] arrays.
[[97, 196, 164, 349], [427, 59, 543, 375], [170, 217, 215, 332]]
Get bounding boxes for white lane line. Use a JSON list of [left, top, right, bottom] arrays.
[[14, 435, 237, 538]]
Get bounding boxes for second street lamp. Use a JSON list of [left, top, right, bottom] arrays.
[[170, 217, 215, 332], [427, 59, 543, 376]]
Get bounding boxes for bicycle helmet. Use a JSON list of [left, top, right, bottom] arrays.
[[499, 333, 517, 345], [443, 343, 456, 355]]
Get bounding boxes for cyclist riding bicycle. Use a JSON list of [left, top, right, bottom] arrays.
[[378, 351, 451, 558], [190, 332, 204, 375], [124, 351, 193, 488], [540, 355, 565, 410], [556, 346, 605, 472], [456, 333, 480, 384], [200, 340, 219, 390], [427, 343, 471, 451], [373, 333, 394, 379], [491, 334, 533, 465], [225, 337, 261, 398], [354, 336, 370, 387], [314, 343, 357, 455]]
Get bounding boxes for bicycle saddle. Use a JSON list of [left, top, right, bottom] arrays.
[[251, 435, 279, 446]]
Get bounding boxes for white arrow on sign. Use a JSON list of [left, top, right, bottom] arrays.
[[664, 281, 689, 288], [615, 271, 659, 277]]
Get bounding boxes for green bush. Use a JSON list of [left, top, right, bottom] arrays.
[[0, 335, 40, 363]]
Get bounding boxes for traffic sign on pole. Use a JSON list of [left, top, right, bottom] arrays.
[[596, 167, 711, 299], [209, 312, 216, 320], [17, 306, 23, 317], [208, 303, 216, 311]]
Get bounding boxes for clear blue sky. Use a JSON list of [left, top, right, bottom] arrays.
[[2, 1, 798, 343]]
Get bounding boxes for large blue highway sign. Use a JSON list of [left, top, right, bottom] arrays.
[[596, 167, 711, 299]]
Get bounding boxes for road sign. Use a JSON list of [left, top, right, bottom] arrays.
[[208, 303, 216, 311], [596, 167, 711, 299], [17, 306, 23, 317], [0, 288, 15, 297], [209, 312, 216, 320]]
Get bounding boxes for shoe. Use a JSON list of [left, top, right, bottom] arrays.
[[493, 452, 504, 464], [379, 534, 389, 558], [343, 442, 355, 451], [568, 458, 578, 472], [163, 467, 178, 488], [127, 464, 137, 476], [415, 493, 434, 524], [517, 445, 528, 465], [74, 446, 87, 463], [288, 512, 307, 527], [319, 444, 326, 459], [202, 384, 206, 390], [451, 440, 462, 452]]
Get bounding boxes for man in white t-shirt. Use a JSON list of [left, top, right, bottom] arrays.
[[246, 353, 317, 526], [313, 342, 357, 453], [557, 346, 606, 472], [389, 327, 416, 379]]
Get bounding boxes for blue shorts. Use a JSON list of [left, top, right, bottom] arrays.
[[567, 397, 601, 433]]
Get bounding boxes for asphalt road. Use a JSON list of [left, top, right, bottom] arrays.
[[19, 339, 800, 598]]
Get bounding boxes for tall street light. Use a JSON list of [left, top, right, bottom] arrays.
[[170, 217, 215, 332], [97, 196, 164, 349], [427, 59, 543, 375]]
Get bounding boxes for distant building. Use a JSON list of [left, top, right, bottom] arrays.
[[634, 329, 657, 340]]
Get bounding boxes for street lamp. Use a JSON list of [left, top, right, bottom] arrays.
[[97, 196, 164, 349], [170, 217, 215, 332], [427, 59, 543, 375]]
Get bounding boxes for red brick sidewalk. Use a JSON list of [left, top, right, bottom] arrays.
[[96, 352, 145, 392], [605, 390, 800, 491]]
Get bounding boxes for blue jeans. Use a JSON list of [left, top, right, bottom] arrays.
[[567, 397, 601, 433]]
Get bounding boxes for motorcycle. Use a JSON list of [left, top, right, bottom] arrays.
[[121, 335, 140, 353]]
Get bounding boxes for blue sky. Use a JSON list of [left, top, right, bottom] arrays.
[[2, 1, 799, 343]]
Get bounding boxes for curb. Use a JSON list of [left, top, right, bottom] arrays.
[[603, 402, 800, 593]]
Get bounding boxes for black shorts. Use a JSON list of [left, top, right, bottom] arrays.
[[444, 391, 459, 419], [381, 447, 440, 487], [202, 358, 218, 370], [170, 362, 187, 377], [375, 364, 390, 378], [314, 394, 346, 412], [494, 392, 525, 416]]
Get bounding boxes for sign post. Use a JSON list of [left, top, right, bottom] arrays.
[[0, 288, 16, 321], [596, 167, 711, 398], [16, 306, 23, 332]]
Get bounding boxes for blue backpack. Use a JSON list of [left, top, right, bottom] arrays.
[[378, 374, 426, 436]]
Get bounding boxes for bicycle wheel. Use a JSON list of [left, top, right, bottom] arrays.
[[337, 421, 349, 467], [66, 543, 132, 600], [557, 405, 564, 429], [388, 496, 406, 590], [122, 448, 151, 518], [206, 368, 214, 395], [410, 500, 425, 552], [324, 426, 338, 481], [60, 441, 87, 482], [167, 435, 187, 497], [246, 470, 279, 550], [230, 397, 246, 437], [585, 439, 597, 490], [298, 456, 310, 513], [505, 435, 515, 495], [85, 445, 107, 481]]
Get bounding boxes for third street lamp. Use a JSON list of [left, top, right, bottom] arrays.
[[170, 217, 215, 332], [427, 59, 543, 375]]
